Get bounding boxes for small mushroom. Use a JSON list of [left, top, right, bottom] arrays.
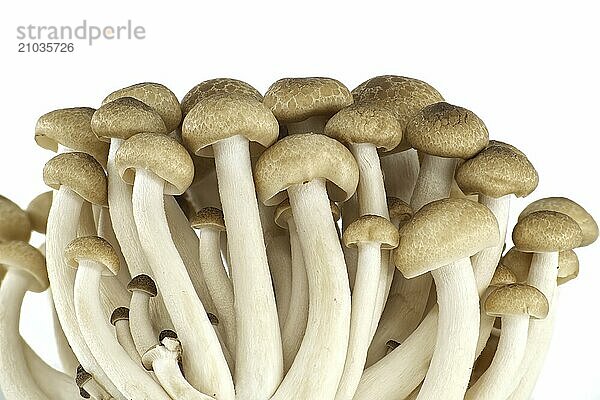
[[110, 307, 140, 362], [25, 191, 53, 234], [127, 274, 160, 356], [76, 365, 113, 400]]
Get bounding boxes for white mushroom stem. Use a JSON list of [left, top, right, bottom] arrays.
[[130, 290, 158, 356], [198, 226, 236, 353], [113, 316, 141, 363], [46, 187, 124, 399], [132, 168, 234, 399], [281, 218, 309, 372], [342, 194, 359, 290], [380, 149, 420, 204], [465, 316, 529, 400], [74, 259, 171, 399], [286, 115, 330, 134], [49, 290, 79, 375], [0, 271, 51, 399], [212, 134, 282, 398], [270, 178, 351, 400], [335, 242, 382, 400], [82, 379, 114, 400], [98, 208, 132, 288], [410, 155, 457, 211], [416, 258, 480, 400]]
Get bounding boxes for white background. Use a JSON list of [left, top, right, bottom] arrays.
[[1, 1, 599, 399]]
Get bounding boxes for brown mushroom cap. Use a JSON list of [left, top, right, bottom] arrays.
[[182, 93, 279, 157], [406, 102, 489, 159], [127, 274, 158, 297], [455, 144, 538, 198], [26, 191, 53, 234], [35, 107, 109, 167], [181, 78, 263, 116], [519, 197, 598, 247], [501, 246, 580, 284], [0, 241, 48, 292], [43, 152, 108, 207], [0, 196, 32, 242], [110, 307, 130, 326], [343, 215, 399, 250], [263, 77, 353, 124], [393, 198, 499, 278], [190, 207, 226, 231], [254, 133, 359, 206], [324, 102, 402, 151], [91, 97, 168, 142], [512, 210, 583, 253], [102, 83, 182, 133], [115, 133, 194, 196], [387, 197, 413, 226], [485, 283, 549, 319], [64, 236, 120, 276], [489, 264, 518, 287], [76, 365, 92, 388]]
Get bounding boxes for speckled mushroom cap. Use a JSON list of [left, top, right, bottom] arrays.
[[181, 78, 263, 116], [0, 241, 48, 292], [254, 133, 359, 206], [323, 102, 402, 151], [343, 215, 399, 250], [91, 97, 168, 141], [127, 274, 158, 297], [455, 144, 538, 198], [182, 92, 279, 157], [387, 197, 413, 226], [489, 264, 518, 287], [485, 283, 549, 319], [393, 198, 499, 278], [519, 197, 598, 247], [263, 77, 353, 124], [501, 247, 580, 284], [25, 191, 52, 234], [0, 196, 32, 242], [102, 82, 182, 133], [64, 236, 120, 276], [406, 102, 489, 159], [110, 307, 130, 325], [190, 207, 226, 231], [43, 152, 108, 207], [513, 210, 582, 253], [76, 365, 92, 388], [274, 198, 339, 228], [35, 107, 109, 168], [115, 133, 194, 196], [557, 250, 579, 285]]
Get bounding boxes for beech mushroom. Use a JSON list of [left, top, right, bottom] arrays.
[[25, 191, 53, 234], [0, 195, 32, 242], [393, 198, 499, 400], [263, 77, 352, 134], [181, 78, 262, 117], [76, 365, 113, 400], [182, 91, 282, 398], [500, 246, 579, 285], [127, 274, 160, 356], [254, 133, 358, 399], [110, 307, 140, 362]]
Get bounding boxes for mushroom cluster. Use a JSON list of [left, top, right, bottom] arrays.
[[0, 76, 596, 400]]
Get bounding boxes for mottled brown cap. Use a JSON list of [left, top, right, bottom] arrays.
[[501, 247, 580, 284], [43, 152, 108, 206], [0, 241, 48, 292], [159, 330, 178, 342], [64, 236, 120, 276], [455, 144, 538, 198], [513, 211, 582, 253], [91, 97, 167, 142], [489, 264, 518, 287], [324, 102, 402, 151], [557, 250, 579, 285], [127, 274, 158, 297], [254, 133, 359, 206], [485, 283, 549, 319], [115, 133, 194, 195], [181, 78, 263, 116], [343, 215, 399, 250], [0, 196, 32, 242], [406, 102, 489, 158], [190, 207, 225, 231], [393, 198, 499, 278], [110, 307, 130, 325], [207, 312, 219, 325], [35, 107, 109, 167], [26, 191, 53, 234], [182, 93, 279, 157], [519, 197, 597, 247], [102, 82, 182, 132], [387, 197, 413, 226], [264, 77, 353, 124]]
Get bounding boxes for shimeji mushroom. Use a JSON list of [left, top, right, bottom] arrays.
[[66, 235, 171, 399], [500, 246, 579, 285], [182, 91, 282, 398], [76, 365, 114, 400], [254, 133, 358, 399], [110, 307, 140, 362], [263, 77, 353, 134], [25, 191, 53, 235], [335, 215, 399, 400], [181, 78, 263, 117], [393, 198, 499, 400], [127, 274, 160, 356], [0, 241, 50, 399], [465, 284, 548, 400], [0, 195, 32, 242]]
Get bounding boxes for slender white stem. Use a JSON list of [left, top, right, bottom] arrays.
[[342, 194, 359, 291], [98, 208, 131, 288], [270, 179, 351, 400], [213, 134, 282, 399], [130, 291, 158, 356], [380, 149, 420, 204], [0, 271, 50, 399], [132, 168, 234, 399], [49, 290, 79, 375], [335, 242, 382, 400], [410, 155, 457, 211], [466, 316, 529, 400], [114, 318, 141, 363], [265, 231, 293, 327]]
